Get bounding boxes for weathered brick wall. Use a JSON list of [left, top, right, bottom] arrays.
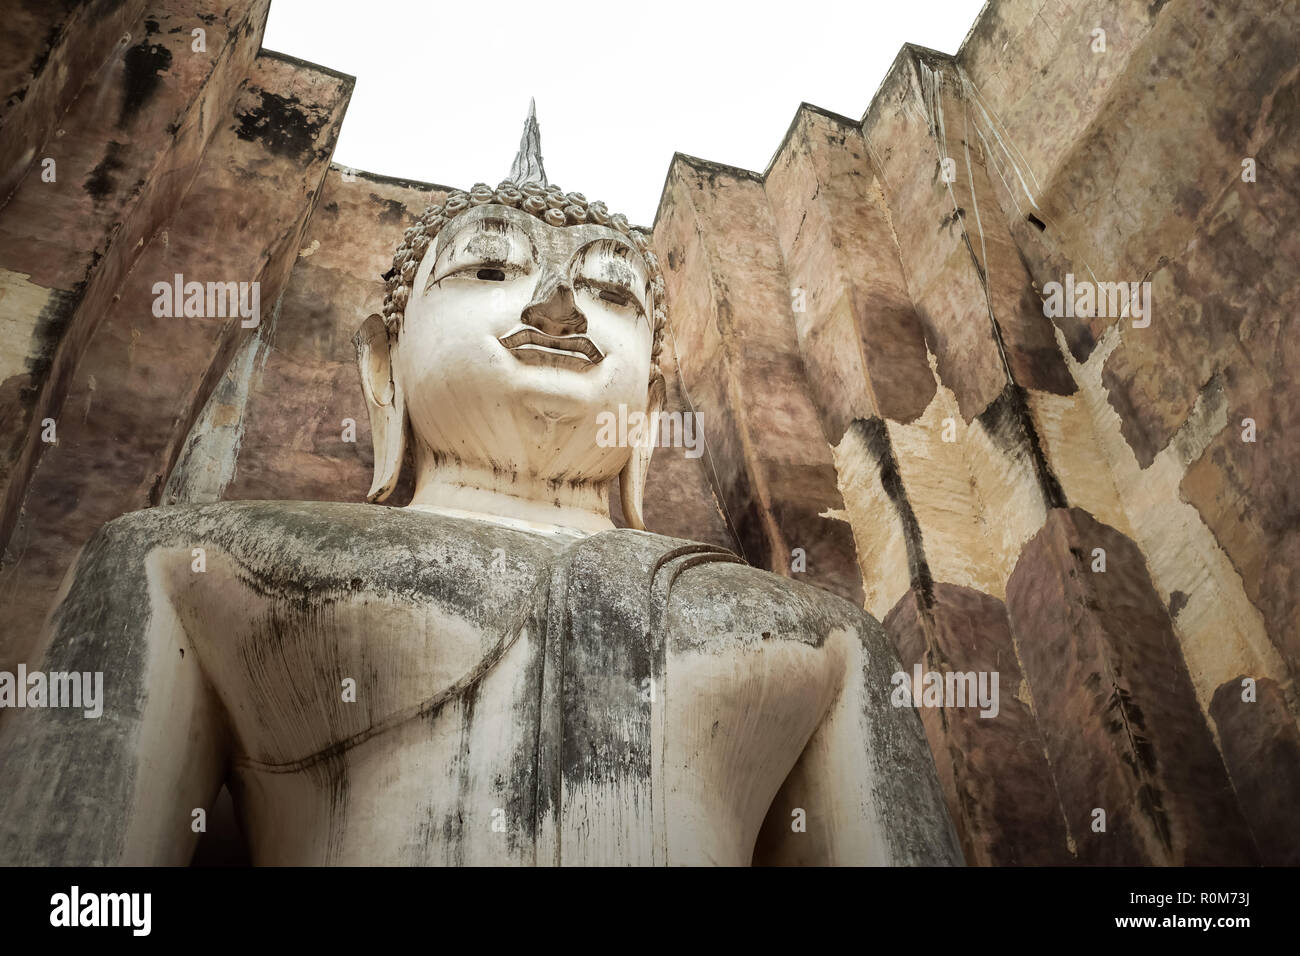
[[0, 2, 349, 668], [650, 1, 1299, 863]]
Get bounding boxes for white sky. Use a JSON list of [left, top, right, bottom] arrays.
[[263, 0, 987, 225]]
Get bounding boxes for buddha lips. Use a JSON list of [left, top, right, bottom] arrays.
[[498, 327, 604, 368]]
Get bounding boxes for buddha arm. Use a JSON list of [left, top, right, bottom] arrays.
[[753, 625, 962, 866], [0, 519, 228, 865]]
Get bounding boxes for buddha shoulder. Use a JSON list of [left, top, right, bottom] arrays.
[[79, 500, 567, 592], [661, 549, 873, 654]]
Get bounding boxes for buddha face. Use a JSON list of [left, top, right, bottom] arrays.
[[393, 203, 656, 483]]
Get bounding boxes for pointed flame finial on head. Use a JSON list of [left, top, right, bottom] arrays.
[[509, 98, 547, 186]]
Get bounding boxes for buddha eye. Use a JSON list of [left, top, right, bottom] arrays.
[[427, 262, 519, 291], [574, 276, 643, 315]]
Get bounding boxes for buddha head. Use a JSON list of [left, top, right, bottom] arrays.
[[354, 108, 667, 531]]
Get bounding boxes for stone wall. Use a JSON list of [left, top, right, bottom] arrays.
[[0, 0, 1295, 865], [651, 1, 1299, 864]]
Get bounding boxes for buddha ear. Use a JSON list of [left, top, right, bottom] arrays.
[[353, 313, 406, 503], [619, 372, 665, 531]]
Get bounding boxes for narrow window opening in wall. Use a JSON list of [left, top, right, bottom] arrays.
[[1027, 214, 1047, 232]]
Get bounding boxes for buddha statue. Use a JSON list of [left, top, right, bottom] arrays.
[[0, 107, 960, 866]]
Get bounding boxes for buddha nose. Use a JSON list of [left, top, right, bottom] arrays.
[[521, 265, 587, 336]]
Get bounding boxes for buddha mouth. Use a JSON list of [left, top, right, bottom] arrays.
[[498, 327, 604, 369]]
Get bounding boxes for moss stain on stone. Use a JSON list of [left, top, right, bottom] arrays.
[[233, 89, 330, 164], [83, 140, 126, 201], [118, 39, 172, 128], [370, 195, 406, 225]]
